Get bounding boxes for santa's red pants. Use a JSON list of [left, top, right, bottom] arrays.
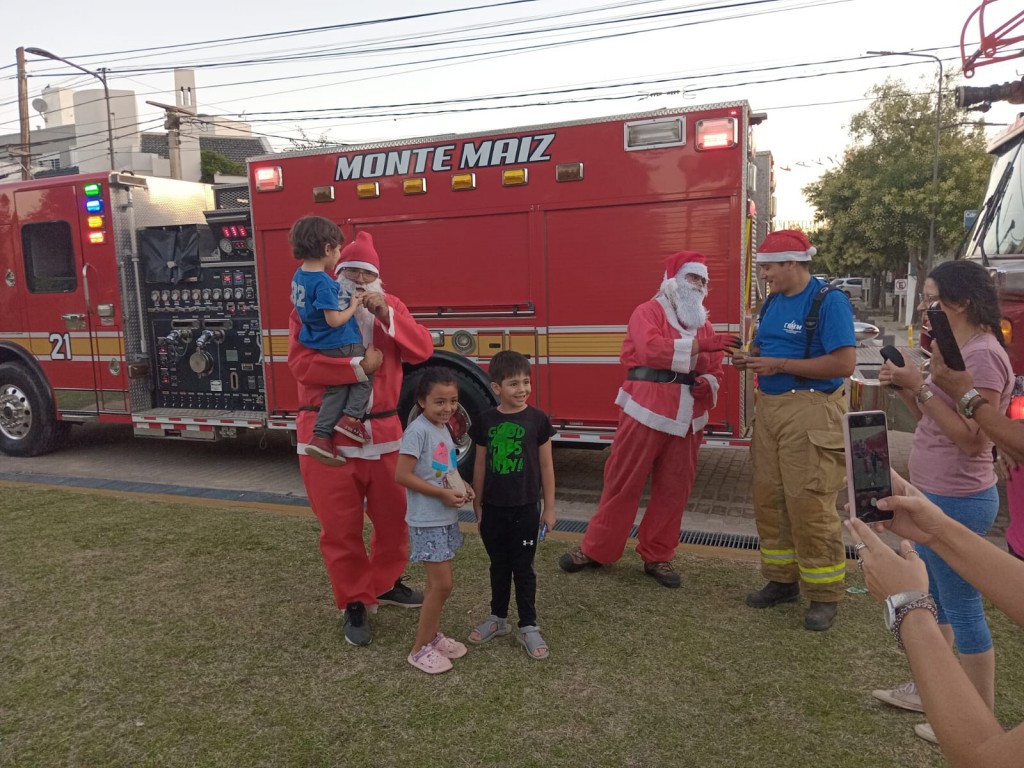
[[581, 414, 702, 564], [300, 451, 409, 609]]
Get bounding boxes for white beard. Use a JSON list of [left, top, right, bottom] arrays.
[[338, 275, 384, 321], [660, 278, 708, 329]]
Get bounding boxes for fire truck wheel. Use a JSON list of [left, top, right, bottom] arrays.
[[399, 366, 494, 480], [0, 362, 69, 457]]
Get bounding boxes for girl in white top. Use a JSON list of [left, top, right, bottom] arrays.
[[395, 367, 474, 674]]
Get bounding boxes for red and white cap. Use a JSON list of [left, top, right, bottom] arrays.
[[336, 230, 380, 275], [756, 229, 817, 263], [663, 251, 709, 281]]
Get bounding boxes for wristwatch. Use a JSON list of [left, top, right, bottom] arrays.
[[884, 590, 938, 649], [958, 388, 987, 419]]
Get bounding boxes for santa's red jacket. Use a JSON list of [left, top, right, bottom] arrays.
[[615, 293, 725, 436], [287, 296, 433, 457]]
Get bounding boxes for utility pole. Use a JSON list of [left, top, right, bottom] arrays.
[[16, 47, 31, 179], [146, 101, 194, 180]]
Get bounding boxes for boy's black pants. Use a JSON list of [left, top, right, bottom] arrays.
[[479, 502, 540, 627]]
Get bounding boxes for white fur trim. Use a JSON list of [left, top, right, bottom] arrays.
[[296, 440, 397, 460], [616, 389, 705, 437], [756, 249, 813, 263], [700, 373, 720, 408], [677, 262, 709, 280], [671, 337, 697, 373], [351, 357, 368, 383], [384, 306, 396, 338], [337, 260, 379, 275]]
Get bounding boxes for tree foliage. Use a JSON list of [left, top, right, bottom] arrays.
[[199, 150, 245, 183], [804, 78, 991, 295]]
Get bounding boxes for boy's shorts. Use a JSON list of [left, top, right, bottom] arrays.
[[409, 523, 463, 563]]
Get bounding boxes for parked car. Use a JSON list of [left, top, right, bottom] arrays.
[[830, 276, 865, 300]]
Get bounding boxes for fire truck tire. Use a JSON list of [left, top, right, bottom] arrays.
[[0, 362, 69, 457], [399, 366, 494, 480]]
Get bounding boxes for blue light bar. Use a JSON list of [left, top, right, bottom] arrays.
[[85, 199, 103, 213]]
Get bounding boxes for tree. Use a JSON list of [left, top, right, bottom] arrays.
[[804, 78, 990, 307], [200, 150, 244, 183]]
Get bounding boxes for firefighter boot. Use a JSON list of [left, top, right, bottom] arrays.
[[745, 580, 800, 609], [804, 601, 839, 631]]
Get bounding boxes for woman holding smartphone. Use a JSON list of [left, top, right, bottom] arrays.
[[877, 259, 1012, 743]]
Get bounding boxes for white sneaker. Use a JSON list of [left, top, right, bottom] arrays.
[[871, 681, 924, 713], [914, 722, 938, 744]]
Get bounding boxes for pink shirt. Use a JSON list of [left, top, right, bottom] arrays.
[[908, 333, 1012, 496]]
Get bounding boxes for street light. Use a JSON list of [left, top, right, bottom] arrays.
[[25, 46, 116, 170], [867, 50, 943, 276]]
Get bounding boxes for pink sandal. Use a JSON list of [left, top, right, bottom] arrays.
[[408, 644, 453, 674], [430, 632, 468, 659]]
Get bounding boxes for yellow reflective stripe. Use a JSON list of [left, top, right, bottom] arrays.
[[799, 562, 846, 583], [760, 548, 797, 565]]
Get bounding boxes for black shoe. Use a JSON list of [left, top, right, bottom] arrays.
[[804, 601, 838, 631], [377, 577, 423, 608], [745, 581, 800, 609], [343, 602, 371, 646], [558, 547, 602, 573], [643, 560, 682, 588]]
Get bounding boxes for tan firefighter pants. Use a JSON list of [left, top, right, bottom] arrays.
[[751, 387, 847, 602]]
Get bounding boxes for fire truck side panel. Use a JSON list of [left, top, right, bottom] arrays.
[[543, 197, 740, 432], [10, 182, 101, 415], [254, 224, 297, 417], [248, 104, 755, 442]]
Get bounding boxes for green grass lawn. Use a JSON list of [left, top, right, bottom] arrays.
[[2, 485, 1021, 768]]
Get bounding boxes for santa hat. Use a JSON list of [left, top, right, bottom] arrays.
[[337, 230, 380, 275], [756, 229, 817, 263], [663, 251, 709, 281]]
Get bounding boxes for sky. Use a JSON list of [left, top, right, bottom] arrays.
[[2, 0, 1021, 222]]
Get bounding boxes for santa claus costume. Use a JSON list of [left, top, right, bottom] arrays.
[[287, 231, 434, 630], [560, 252, 731, 586]]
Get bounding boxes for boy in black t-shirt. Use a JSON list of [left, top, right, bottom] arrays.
[[468, 351, 557, 660]]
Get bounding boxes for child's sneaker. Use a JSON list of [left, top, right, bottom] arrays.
[[304, 436, 346, 466], [407, 644, 453, 674], [429, 632, 467, 659], [334, 415, 369, 444]]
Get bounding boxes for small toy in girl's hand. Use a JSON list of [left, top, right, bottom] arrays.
[[539, 523, 548, 541], [443, 468, 469, 497]]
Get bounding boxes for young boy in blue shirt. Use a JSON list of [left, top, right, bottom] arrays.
[[289, 216, 372, 465]]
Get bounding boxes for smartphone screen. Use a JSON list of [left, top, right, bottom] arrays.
[[926, 307, 967, 371], [843, 410, 895, 523]]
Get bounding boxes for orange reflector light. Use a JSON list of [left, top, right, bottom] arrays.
[[501, 169, 528, 186], [451, 173, 476, 191], [403, 178, 427, 195], [1001, 318, 1012, 345], [556, 162, 584, 182], [356, 182, 380, 199], [88, 231, 106, 244], [696, 117, 737, 150], [87, 215, 104, 229], [1010, 394, 1024, 420], [254, 166, 283, 192]]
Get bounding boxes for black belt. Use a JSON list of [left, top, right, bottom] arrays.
[[626, 366, 698, 385], [298, 406, 398, 420]]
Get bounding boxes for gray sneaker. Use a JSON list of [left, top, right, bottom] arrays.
[[343, 602, 371, 646], [377, 577, 423, 608], [871, 681, 924, 713]]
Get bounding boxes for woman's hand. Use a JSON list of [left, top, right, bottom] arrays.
[[846, 518, 929, 601], [869, 470, 946, 546], [881, 359, 924, 391]]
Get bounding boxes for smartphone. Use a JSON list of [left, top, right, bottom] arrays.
[[926, 307, 967, 371], [843, 410, 895, 523]]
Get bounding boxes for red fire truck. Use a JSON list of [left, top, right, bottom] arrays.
[[0, 102, 765, 461], [958, 0, 1024, 416]]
